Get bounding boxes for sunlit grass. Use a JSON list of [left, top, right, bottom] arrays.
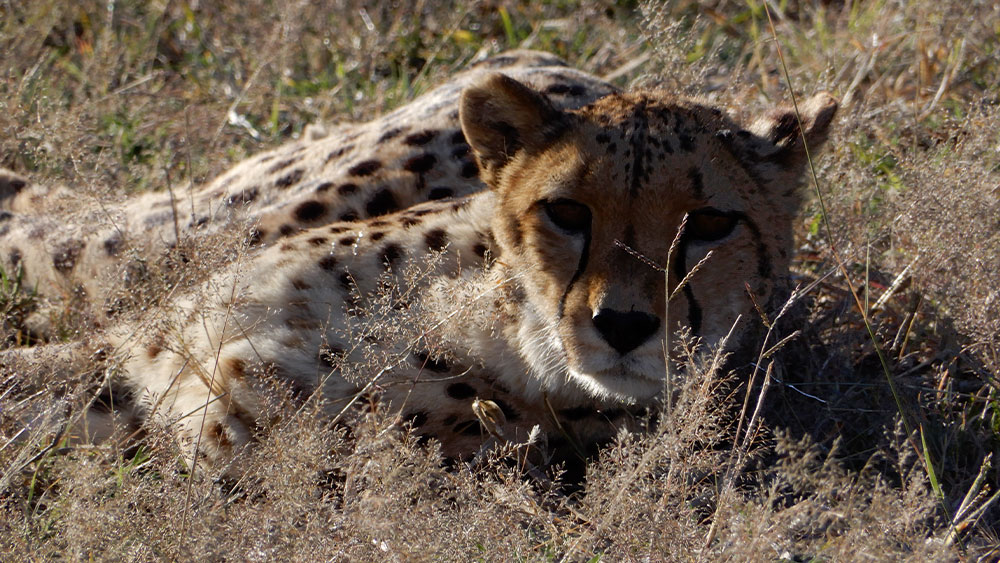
[[0, 0, 997, 559]]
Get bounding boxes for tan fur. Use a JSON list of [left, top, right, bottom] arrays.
[[2, 53, 837, 473], [0, 51, 616, 334]]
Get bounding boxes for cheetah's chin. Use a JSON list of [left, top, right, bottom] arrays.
[[566, 358, 665, 403]]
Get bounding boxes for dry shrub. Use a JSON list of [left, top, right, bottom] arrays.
[[3, 0, 1000, 560], [889, 105, 1000, 374], [1, 322, 994, 559]]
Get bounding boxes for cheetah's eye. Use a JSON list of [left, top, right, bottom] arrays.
[[543, 199, 592, 234], [686, 208, 739, 242]]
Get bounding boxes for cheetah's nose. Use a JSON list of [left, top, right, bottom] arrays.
[[592, 309, 661, 355]]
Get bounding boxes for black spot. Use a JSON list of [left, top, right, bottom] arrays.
[[0, 211, 11, 222], [5, 177, 26, 192], [596, 133, 610, 144], [369, 219, 390, 228], [290, 278, 311, 290], [568, 85, 586, 96], [559, 406, 595, 421], [348, 159, 382, 177], [544, 83, 570, 94], [307, 236, 328, 246], [338, 236, 356, 246], [365, 189, 398, 217], [687, 168, 704, 199], [329, 226, 349, 234], [678, 134, 695, 152], [460, 160, 479, 178], [400, 216, 422, 228], [318, 255, 338, 271], [247, 228, 264, 245], [379, 243, 403, 269], [338, 210, 359, 222], [446, 383, 476, 400], [315, 182, 333, 193], [294, 200, 328, 222], [337, 183, 358, 196], [226, 186, 259, 206], [103, 234, 123, 256], [278, 224, 298, 237], [606, 142, 617, 154], [267, 158, 297, 174], [472, 242, 489, 259], [370, 231, 386, 242], [450, 130, 467, 145], [403, 130, 438, 146], [453, 420, 483, 436], [403, 153, 436, 174], [412, 351, 450, 373], [9, 248, 21, 267], [406, 411, 429, 427], [424, 229, 448, 251], [52, 240, 83, 272], [378, 126, 407, 143], [451, 145, 470, 159], [275, 168, 305, 188], [428, 187, 453, 200], [325, 144, 355, 163], [493, 399, 519, 422]]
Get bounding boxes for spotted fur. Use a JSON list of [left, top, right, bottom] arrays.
[[0, 51, 616, 333], [2, 53, 837, 472], [105, 77, 836, 471]]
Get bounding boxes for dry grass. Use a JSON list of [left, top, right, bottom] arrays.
[[2, 0, 999, 560]]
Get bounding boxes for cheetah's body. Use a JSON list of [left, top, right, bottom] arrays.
[[1, 52, 837, 471], [0, 51, 614, 330]]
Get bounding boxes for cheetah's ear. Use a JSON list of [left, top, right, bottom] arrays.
[[460, 73, 569, 187], [736, 92, 839, 189]]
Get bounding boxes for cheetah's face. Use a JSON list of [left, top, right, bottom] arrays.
[[461, 75, 837, 402]]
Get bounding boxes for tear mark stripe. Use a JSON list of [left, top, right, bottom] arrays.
[[673, 238, 702, 335], [558, 227, 592, 319], [673, 211, 765, 336]]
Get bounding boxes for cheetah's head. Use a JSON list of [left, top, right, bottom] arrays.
[[460, 74, 837, 402]]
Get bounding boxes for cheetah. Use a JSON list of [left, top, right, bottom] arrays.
[[102, 75, 837, 472], [0, 51, 615, 335], [2, 53, 837, 473]]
